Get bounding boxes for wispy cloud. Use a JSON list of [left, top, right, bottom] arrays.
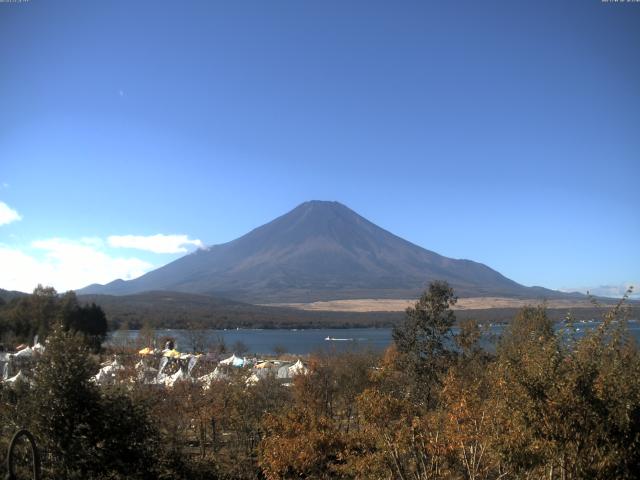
[[0, 201, 21, 226], [561, 282, 638, 300], [0, 231, 203, 292], [0, 238, 153, 293], [107, 234, 204, 254]]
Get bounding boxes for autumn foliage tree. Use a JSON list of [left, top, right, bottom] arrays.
[[490, 296, 640, 479]]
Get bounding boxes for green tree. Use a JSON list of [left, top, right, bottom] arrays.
[[31, 285, 58, 339], [31, 323, 102, 479], [93, 389, 160, 480], [31, 323, 160, 479], [392, 280, 457, 404], [0, 287, 107, 350], [1, 285, 58, 342], [58, 292, 108, 352]]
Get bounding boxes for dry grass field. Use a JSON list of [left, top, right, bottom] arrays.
[[268, 297, 604, 312]]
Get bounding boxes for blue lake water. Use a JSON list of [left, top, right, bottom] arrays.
[[108, 321, 640, 355]]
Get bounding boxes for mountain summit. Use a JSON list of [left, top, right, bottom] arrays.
[[80, 201, 562, 302]]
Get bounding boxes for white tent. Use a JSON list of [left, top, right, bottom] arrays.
[[198, 367, 227, 389], [5, 370, 25, 384], [252, 367, 277, 380], [158, 356, 169, 376], [277, 363, 293, 379], [255, 360, 277, 370], [101, 356, 121, 368], [288, 359, 309, 376], [135, 360, 158, 384], [219, 354, 246, 367], [187, 355, 199, 376], [13, 347, 33, 358], [93, 362, 124, 385], [163, 368, 186, 387]]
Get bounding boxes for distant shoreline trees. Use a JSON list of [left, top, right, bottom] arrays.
[[0, 285, 107, 350]]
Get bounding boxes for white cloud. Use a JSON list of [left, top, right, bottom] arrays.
[[0, 202, 21, 226], [0, 238, 153, 293], [107, 234, 204, 254], [79, 237, 105, 248], [561, 282, 639, 300]]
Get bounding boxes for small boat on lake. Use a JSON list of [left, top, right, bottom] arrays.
[[324, 336, 354, 341]]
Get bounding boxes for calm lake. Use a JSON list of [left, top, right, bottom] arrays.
[[108, 321, 640, 355]]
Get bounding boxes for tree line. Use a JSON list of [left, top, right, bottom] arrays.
[[0, 285, 108, 351]]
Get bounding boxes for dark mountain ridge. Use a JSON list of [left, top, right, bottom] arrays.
[[0, 288, 29, 303], [79, 201, 578, 303]]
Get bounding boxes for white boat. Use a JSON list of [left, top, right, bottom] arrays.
[[324, 336, 354, 341]]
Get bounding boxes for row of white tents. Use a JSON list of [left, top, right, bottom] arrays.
[[0, 338, 311, 390], [92, 351, 310, 389], [246, 359, 308, 385]]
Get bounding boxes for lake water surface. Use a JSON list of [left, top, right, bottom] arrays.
[[109, 320, 640, 355]]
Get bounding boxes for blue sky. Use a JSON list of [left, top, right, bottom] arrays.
[[1, 0, 638, 298]]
